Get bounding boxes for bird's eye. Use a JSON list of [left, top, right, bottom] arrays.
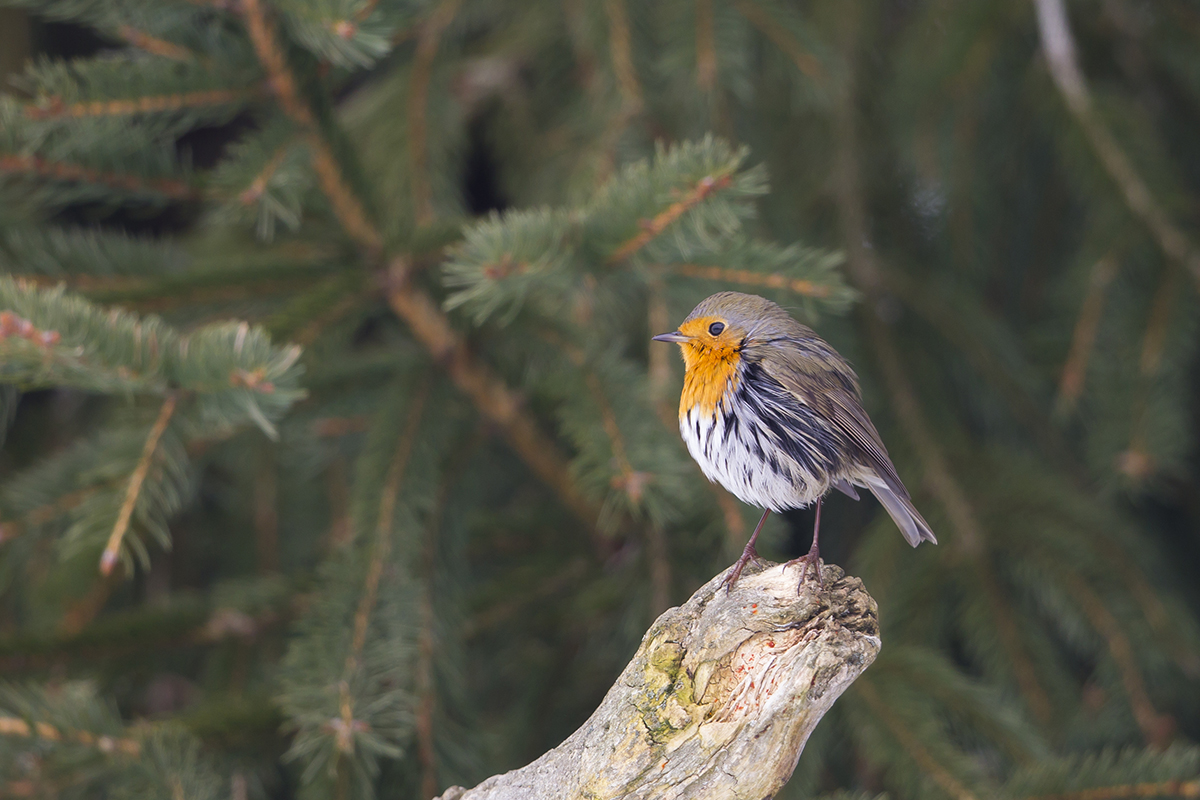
[[708, 321, 725, 336]]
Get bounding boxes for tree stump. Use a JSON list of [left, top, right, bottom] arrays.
[[437, 559, 880, 800]]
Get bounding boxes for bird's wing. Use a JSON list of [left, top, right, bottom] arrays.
[[754, 340, 936, 546], [753, 338, 906, 499]]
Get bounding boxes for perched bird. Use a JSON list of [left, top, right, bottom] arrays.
[[652, 291, 936, 589]]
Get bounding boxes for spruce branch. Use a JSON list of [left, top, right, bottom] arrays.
[[253, 444, 279, 573], [0, 483, 113, 543], [240, 0, 381, 251], [1033, 0, 1200, 293], [608, 172, 734, 264], [98, 393, 178, 576], [853, 679, 981, 800], [409, 0, 462, 226], [1121, 260, 1183, 480], [603, 0, 643, 115], [384, 262, 600, 534], [665, 262, 836, 298], [60, 568, 122, 635], [1023, 782, 1200, 800], [876, 265, 1077, 475], [732, 0, 825, 80], [829, 11, 1054, 726], [241, 0, 597, 537], [414, 430, 479, 800], [1006, 744, 1200, 800], [1060, 570, 1172, 745], [0, 153, 199, 200], [345, 378, 427, 675], [694, 0, 717, 93], [23, 87, 259, 119], [436, 562, 879, 800], [0, 579, 296, 670], [0, 714, 140, 756], [580, 363, 671, 607], [1056, 255, 1119, 415], [116, 25, 197, 61]]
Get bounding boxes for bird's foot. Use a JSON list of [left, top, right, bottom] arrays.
[[721, 545, 763, 594], [785, 541, 824, 592]]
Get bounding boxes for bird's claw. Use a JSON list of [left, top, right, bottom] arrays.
[[786, 542, 824, 593], [721, 547, 762, 594]]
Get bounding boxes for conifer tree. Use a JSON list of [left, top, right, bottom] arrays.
[[0, 1, 1198, 799]]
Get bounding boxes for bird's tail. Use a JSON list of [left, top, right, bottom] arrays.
[[861, 474, 937, 547]]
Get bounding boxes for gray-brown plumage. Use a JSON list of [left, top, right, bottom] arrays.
[[653, 291, 936, 588]]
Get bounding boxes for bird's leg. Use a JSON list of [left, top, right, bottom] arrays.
[[788, 496, 824, 590], [721, 508, 770, 593]]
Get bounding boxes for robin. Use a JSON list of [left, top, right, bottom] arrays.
[[653, 291, 936, 589]]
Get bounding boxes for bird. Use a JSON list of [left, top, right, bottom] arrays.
[[652, 291, 936, 590]]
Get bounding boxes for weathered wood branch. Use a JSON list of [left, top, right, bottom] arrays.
[[437, 560, 880, 800]]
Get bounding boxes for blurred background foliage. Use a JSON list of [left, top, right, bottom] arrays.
[[0, 0, 1198, 798]]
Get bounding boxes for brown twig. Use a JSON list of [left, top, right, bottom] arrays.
[[117, 25, 196, 61], [608, 173, 734, 264], [254, 445, 279, 574], [694, 0, 717, 92], [0, 716, 140, 756], [1090, 537, 1200, 678], [604, 0, 643, 114], [0, 154, 199, 199], [1061, 570, 1173, 745], [25, 88, 257, 119], [1056, 255, 1119, 415], [732, 0, 824, 80], [385, 261, 601, 536], [241, 0, 381, 252], [347, 379, 429, 665], [409, 0, 463, 226], [99, 394, 178, 576], [325, 455, 354, 551], [1120, 260, 1182, 479], [583, 372, 639, 498], [330, 381, 429, 800], [664, 262, 835, 298], [1023, 780, 1200, 800], [238, 142, 292, 205], [1034, 0, 1200, 292], [587, 0, 645, 181], [59, 570, 122, 635], [308, 139, 382, 252]]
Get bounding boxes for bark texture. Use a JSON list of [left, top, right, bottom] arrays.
[[437, 559, 880, 800]]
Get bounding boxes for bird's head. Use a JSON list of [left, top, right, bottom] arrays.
[[652, 291, 795, 373]]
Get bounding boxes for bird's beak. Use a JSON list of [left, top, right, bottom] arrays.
[[652, 331, 689, 344]]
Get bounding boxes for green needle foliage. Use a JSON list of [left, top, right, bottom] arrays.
[[0, 1, 1197, 799]]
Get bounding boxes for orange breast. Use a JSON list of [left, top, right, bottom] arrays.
[[679, 343, 741, 419]]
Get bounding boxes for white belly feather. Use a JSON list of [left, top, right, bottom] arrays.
[[680, 397, 829, 513]]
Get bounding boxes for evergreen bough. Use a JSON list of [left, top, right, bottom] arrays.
[[0, 0, 1197, 799]]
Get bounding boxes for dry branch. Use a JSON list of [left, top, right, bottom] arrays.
[[436, 560, 879, 800], [1034, 0, 1200, 292]]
